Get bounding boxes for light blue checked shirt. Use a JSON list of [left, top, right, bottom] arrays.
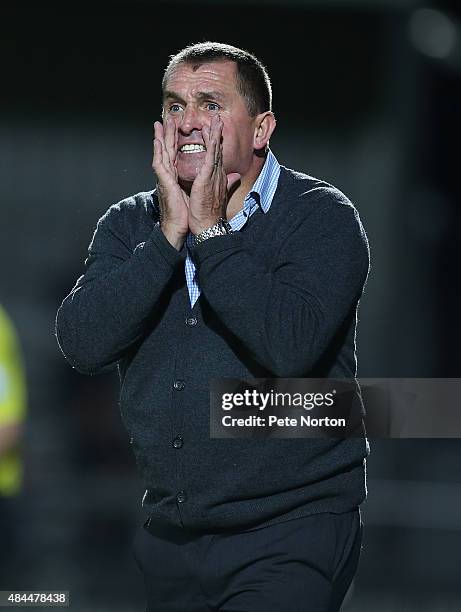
[[185, 149, 281, 308]]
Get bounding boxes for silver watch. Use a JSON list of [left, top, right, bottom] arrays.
[[194, 218, 233, 245]]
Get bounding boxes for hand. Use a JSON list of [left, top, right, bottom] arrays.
[[188, 115, 241, 235], [152, 117, 189, 249]]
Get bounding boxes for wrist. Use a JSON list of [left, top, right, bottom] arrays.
[[189, 216, 221, 237], [193, 217, 233, 246], [160, 222, 187, 251]]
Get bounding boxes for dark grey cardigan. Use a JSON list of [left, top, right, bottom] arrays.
[[56, 165, 370, 533]]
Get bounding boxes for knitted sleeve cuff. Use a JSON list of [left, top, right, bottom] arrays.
[[137, 222, 187, 269], [189, 232, 245, 265]]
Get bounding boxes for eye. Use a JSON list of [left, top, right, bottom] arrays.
[[169, 103, 183, 113], [205, 102, 221, 112]]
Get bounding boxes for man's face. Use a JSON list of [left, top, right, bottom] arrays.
[[162, 61, 258, 185]]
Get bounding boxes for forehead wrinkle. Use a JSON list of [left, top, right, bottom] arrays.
[[194, 90, 226, 101], [163, 88, 228, 105]]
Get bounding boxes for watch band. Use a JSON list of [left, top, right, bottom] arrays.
[[194, 218, 233, 245]]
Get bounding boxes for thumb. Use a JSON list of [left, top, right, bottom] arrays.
[[226, 173, 242, 192]]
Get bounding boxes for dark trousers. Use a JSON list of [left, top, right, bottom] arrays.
[[132, 508, 363, 612]]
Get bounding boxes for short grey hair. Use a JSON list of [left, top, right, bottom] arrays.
[[162, 41, 272, 117]]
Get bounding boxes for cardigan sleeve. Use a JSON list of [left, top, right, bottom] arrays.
[[55, 200, 186, 375], [190, 193, 370, 377]]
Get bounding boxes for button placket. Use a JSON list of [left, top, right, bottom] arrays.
[[171, 308, 197, 528]]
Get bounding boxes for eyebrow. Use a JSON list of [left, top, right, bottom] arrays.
[[163, 90, 226, 104]]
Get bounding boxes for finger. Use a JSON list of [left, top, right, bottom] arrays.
[[202, 120, 211, 150], [153, 138, 173, 186], [154, 121, 171, 169], [164, 116, 177, 166], [205, 115, 221, 175], [156, 117, 173, 170], [160, 118, 173, 168], [203, 114, 218, 159], [152, 137, 164, 174], [202, 135, 218, 179], [154, 121, 165, 145], [152, 122, 162, 164], [174, 123, 178, 168], [153, 139, 166, 211], [153, 124, 164, 163], [197, 117, 217, 180], [213, 117, 223, 169]]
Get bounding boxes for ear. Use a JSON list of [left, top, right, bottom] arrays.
[[253, 111, 276, 151]]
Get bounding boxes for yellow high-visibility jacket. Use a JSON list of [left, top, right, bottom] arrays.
[[0, 305, 27, 497]]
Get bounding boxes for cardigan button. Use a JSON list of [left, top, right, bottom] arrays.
[[185, 317, 197, 326], [173, 380, 185, 391], [172, 436, 184, 449], [176, 490, 187, 503]]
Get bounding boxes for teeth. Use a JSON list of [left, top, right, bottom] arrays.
[[180, 144, 206, 153]]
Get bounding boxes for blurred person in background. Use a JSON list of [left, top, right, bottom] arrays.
[[56, 42, 370, 611], [0, 305, 27, 584]]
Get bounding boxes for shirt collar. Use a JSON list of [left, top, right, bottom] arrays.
[[151, 148, 281, 216], [244, 148, 281, 214]]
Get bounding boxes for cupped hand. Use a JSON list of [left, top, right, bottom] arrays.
[[152, 117, 189, 248], [188, 115, 241, 235]]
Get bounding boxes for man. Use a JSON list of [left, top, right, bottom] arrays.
[[56, 42, 370, 611], [0, 304, 27, 583]]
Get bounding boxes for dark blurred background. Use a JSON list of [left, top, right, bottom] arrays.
[[1, 0, 461, 610]]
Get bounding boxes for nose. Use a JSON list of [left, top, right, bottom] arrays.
[[178, 105, 204, 135]]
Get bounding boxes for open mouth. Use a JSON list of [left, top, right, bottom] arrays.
[[179, 144, 206, 154]]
